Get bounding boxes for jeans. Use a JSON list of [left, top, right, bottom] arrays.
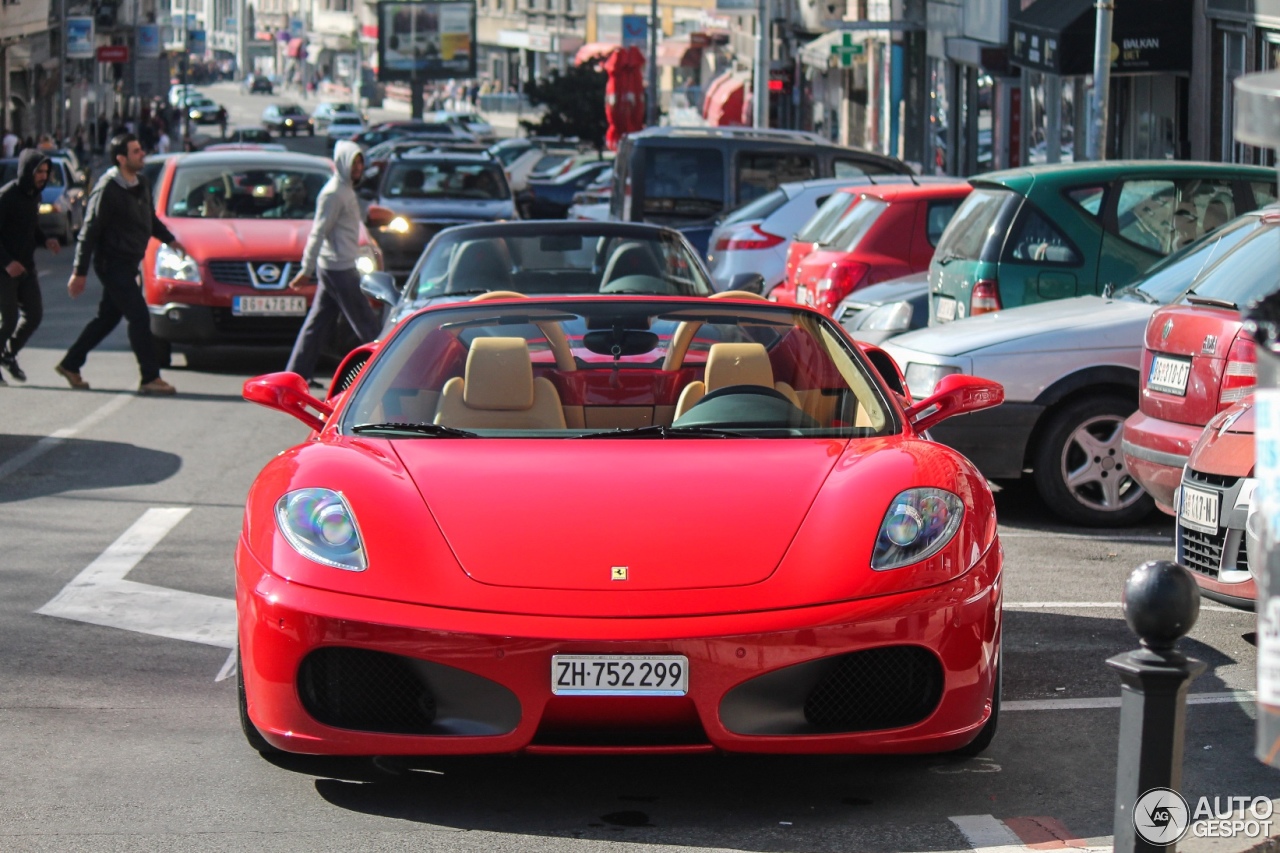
[[61, 264, 160, 384], [285, 266, 380, 381], [0, 269, 42, 357]]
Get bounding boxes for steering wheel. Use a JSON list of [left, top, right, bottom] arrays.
[[674, 384, 820, 430], [698, 384, 793, 405]]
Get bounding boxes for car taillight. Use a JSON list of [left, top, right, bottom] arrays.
[[723, 225, 785, 252], [814, 261, 870, 314], [970, 279, 1001, 316], [1219, 331, 1257, 411]]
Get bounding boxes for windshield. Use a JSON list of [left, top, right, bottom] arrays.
[[826, 197, 888, 250], [342, 299, 894, 438], [408, 229, 716, 299], [722, 188, 788, 226], [382, 161, 508, 200], [932, 187, 1015, 262], [795, 191, 857, 243], [1118, 214, 1264, 304], [1184, 220, 1280, 307], [166, 163, 331, 219]]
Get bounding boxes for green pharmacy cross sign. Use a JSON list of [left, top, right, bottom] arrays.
[[831, 33, 864, 67]]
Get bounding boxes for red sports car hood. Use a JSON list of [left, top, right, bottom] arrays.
[[392, 440, 844, 591], [161, 216, 312, 259]]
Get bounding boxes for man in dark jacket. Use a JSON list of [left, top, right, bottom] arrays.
[[57, 133, 186, 395], [0, 149, 61, 385]]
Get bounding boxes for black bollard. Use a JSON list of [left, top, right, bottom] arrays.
[[1108, 560, 1207, 853]]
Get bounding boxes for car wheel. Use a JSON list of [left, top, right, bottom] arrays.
[[1032, 394, 1154, 527], [237, 649, 282, 755], [951, 650, 999, 757]]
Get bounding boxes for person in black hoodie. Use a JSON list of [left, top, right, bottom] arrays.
[[0, 149, 61, 385], [56, 133, 186, 394]]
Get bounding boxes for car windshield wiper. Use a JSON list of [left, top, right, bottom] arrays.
[[935, 251, 961, 266], [1185, 293, 1238, 310], [575, 424, 755, 439], [351, 421, 478, 438], [1114, 285, 1157, 304]]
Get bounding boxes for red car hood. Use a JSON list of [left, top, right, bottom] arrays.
[[161, 216, 312, 259], [392, 440, 844, 591]]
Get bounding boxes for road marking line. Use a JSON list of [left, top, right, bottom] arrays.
[[1005, 601, 1235, 613], [38, 507, 237, 650], [949, 815, 1027, 852], [1004, 690, 1254, 712], [1003, 816, 1094, 850], [215, 647, 238, 683], [0, 393, 132, 482]]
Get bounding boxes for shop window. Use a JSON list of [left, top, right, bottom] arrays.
[[735, 153, 815, 205], [1066, 186, 1106, 218], [1004, 207, 1080, 265], [1222, 29, 1248, 163]]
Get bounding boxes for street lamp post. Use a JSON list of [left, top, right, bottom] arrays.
[[647, 0, 658, 126], [58, 0, 67, 143], [1085, 0, 1114, 161], [753, 0, 768, 127]]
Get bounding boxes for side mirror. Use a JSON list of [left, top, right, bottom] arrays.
[[360, 271, 400, 306], [365, 204, 394, 227], [242, 372, 333, 431], [904, 373, 1003, 433], [728, 272, 765, 294]]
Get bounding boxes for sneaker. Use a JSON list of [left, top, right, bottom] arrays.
[[0, 373, 7, 387], [1, 353, 27, 383], [138, 377, 177, 396], [54, 364, 90, 390]]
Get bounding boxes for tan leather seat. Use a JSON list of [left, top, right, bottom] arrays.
[[434, 337, 567, 430], [674, 342, 800, 419]]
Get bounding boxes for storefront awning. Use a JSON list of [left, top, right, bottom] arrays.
[[705, 74, 748, 127], [658, 37, 703, 68], [575, 42, 619, 66], [1009, 0, 1192, 76]]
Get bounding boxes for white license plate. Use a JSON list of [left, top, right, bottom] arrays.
[[551, 654, 689, 696], [232, 295, 307, 316], [795, 285, 809, 306], [935, 296, 957, 322], [1148, 354, 1191, 396], [1179, 485, 1220, 534]]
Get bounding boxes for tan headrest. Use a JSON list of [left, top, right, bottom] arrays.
[[463, 337, 535, 410], [705, 342, 774, 392]]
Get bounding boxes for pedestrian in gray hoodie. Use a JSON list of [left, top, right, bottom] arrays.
[[286, 139, 379, 384]]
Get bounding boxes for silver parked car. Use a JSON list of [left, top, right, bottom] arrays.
[[880, 213, 1263, 527]]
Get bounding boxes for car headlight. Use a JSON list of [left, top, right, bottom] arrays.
[[857, 301, 913, 332], [356, 253, 377, 275], [903, 362, 961, 398], [384, 216, 411, 235], [38, 202, 55, 214], [285, 118, 294, 125], [872, 488, 964, 571], [275, 488, 367, 572], [191, 110, 203, 118], [155, 243, 200, 282]]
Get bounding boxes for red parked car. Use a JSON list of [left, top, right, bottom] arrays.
[[782, 185, 865, 289], [1122, 210, 1280, 514], [773, 182, 971, 314], [236, 294, 1006, 758], [1174, 397, 1257, 609]]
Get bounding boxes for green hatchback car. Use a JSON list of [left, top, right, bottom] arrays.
[[929, 161, 1277, 325]]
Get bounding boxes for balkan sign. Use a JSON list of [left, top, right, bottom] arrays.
[[377, 1, 477, 82], [1008, 0, 1192, 76]]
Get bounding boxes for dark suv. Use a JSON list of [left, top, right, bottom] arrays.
[[261, 103, 313, 136], [362, 151, 516, 279]]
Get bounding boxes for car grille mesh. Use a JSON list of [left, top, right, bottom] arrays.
[[1179, 525, 1224, 579], [1186, 469, 1239, 490], [298, 647, 437, 734], [803, 646, 943, 731], [208, 260, 293, 287]]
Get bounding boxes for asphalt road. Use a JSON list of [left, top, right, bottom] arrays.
[[0, 98, 1274, 852]]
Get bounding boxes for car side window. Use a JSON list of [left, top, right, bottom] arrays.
[[736, 153, 816, 205], [1112, 178, 1238, 256], [1003, 206, 1080, 265], [925, 200, 961, 246], [1066, 185, 1106, 218]]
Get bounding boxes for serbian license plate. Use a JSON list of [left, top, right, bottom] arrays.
[[551, 654, 689, 696], [232, 295, 307, 316], [795, 285, 809, 306], [1148, 354, 1192, 395], [935, 295, 957, 323], [1179, 485, 1220, 534]]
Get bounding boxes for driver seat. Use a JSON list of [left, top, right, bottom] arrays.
[[674, 342, 800, 420], [434, 337, 566, 430]]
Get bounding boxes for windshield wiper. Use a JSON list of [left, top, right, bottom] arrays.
[[1185, 294, 1238, 310], [1115, 285, 1157, 304], [935, 252, 961, 266], [575, 424, 755, 439], [351, 421, 478, 438]]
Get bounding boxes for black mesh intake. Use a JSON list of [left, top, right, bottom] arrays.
[[298, 647, 437, 734], [803, 647, 943, 731]]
